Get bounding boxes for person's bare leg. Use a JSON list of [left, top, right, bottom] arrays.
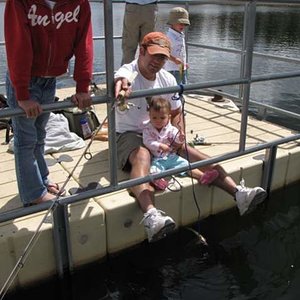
[[129, 147, 155, 212], [188, 168, 204, 180], [179, 144, 237, 196]]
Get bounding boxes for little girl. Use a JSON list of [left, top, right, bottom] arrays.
[[143, 97, 219, 190]]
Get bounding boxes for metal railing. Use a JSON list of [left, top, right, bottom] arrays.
[[0, 0, 300, 287]]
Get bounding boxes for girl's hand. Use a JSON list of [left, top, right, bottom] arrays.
[[159, 143, 171, 153]]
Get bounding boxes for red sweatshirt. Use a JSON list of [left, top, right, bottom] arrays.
[[4, 0, 93, 101]]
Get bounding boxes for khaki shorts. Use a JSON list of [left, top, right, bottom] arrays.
[[116, 131, 145, 171]]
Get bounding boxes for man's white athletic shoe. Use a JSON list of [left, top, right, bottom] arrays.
[[235, 179, 267, 216], [142, 208, 176, 242]]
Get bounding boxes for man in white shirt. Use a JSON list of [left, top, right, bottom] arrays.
[[114, 32, 267, 243]]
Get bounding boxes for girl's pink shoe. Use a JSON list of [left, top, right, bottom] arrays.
[[151, 178, 169, 191], [199, 169, 219, 185]]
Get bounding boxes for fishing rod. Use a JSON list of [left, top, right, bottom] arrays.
[[0, 71, 140, 299], [0, 115, 111, 300]]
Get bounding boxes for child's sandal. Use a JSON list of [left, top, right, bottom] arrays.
[[199, 169, 219, 185]]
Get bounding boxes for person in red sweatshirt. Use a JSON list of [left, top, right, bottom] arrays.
[[4, 0, 93, 206]]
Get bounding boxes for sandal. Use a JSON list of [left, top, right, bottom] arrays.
[[199, 169, 219, 185], [151, 178, 169, 191], [47, 183, 66, 196]]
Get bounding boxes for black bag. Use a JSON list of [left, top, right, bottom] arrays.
[[61, 108, 100, 139], [0, 94, 13, 144]]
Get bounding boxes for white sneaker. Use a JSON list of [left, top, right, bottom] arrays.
[[235, 179, 267, 216], [141, 208, 176, 242]]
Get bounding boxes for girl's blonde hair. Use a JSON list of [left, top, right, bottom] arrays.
[[148, 97, 171, 113]]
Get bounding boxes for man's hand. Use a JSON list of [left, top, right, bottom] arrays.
[[18, 99, 42, 118], [72, 92, 92, 109], [114, 77, 132, 99]]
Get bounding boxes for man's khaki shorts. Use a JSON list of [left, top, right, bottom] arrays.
[[116, 131, 145, 171]]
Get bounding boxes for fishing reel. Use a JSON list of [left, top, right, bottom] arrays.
[[193, 134, 206, 145], [117, 92, 135, 111], [117, 102, 131, 111], [116, 71, 138, 111]]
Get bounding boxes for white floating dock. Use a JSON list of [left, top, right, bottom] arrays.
[[0, 87, 299, 290]]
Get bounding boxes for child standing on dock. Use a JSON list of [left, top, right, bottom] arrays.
[[4, 0, 93, 206], [164, 7, 190, 84], [143, 97, 219, 190]]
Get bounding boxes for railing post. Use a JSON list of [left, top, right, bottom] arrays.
[[262, 145, 278, 193], [239, 1, 257, 151], [103, 0, 118, 186], [52, 203, 72, 278]]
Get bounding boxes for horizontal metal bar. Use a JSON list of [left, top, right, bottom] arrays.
[[187, 42, 242, 55], [2, 77, 248, 118], [251, 70, 300, 82], [1, 69, 299, 119], [187, 42, 300, 64], [93, 35, 122, 41], [0, 0, 299, 5], [0, 94, 109, 118], [0, 132, 299, 224], [203, 88, 300, 121]]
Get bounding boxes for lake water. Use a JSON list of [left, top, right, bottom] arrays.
[[1, 3, 300, 299], [5, 181, 300, 300], [0, 2, 299, 130]]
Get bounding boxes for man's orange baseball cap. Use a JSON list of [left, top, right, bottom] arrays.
[[141, 32, 171, 58]]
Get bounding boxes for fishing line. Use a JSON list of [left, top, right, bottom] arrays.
[[166, 175, 182, 192], [175, 85, 208, 246], [178, 91, 202, 221], [0, 74, 141, 299], [0, 198, 59, 300], [0, 109, 111, 300], [0, 76, 201, 298], [151, 85, 202, 219]]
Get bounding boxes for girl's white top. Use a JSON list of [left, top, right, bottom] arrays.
[[142, 120, 179, 158]]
